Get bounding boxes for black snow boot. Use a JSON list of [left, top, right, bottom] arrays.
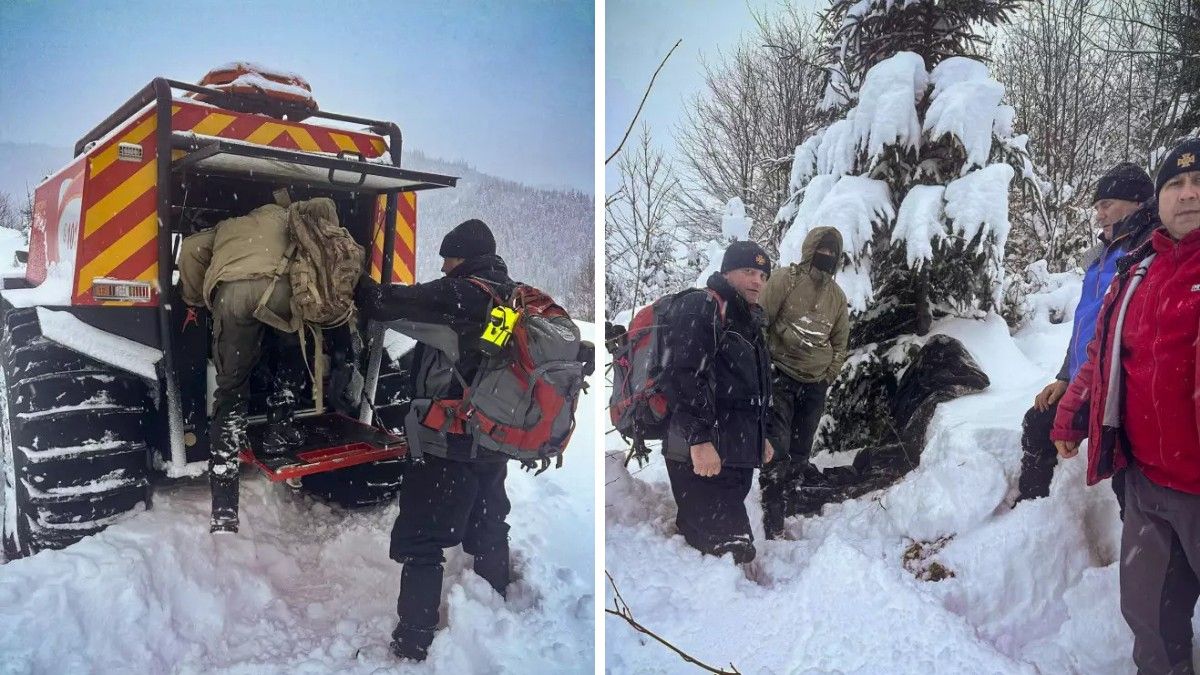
[[261, 391, 304, 456], [763, 504, 786, 540], [209, 402, 246, 533], [473, 549, 511, 598], [391, 563, 442, 662], [210, 474, 239, 533], [390, 622, 437, 662]]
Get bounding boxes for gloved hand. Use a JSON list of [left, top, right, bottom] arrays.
[[354, 274, 382, 315]]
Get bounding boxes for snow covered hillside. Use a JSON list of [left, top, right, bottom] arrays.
[[605, 310, 1199, 674], [0, 326, 597, 674]]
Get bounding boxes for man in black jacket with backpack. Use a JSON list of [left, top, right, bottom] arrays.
[[355, 218, 514, 662], [662, 241, 774, 564]]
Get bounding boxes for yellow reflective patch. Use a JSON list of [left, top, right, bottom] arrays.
[[480, 305, 518, 352]]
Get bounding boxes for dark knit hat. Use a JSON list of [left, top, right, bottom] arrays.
[[720, 240, 771, 278], [1094, 162, 1154, 204], [1155, 138, 1200, 197], [438, 218, 495, 258]]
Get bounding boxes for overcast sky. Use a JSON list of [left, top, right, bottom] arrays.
[[0, 0, 594, 194], [605, 0, 821, 189]]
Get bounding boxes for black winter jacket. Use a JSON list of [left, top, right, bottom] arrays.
[[356, 254, 515, 462], [662, 273, 771, 469]]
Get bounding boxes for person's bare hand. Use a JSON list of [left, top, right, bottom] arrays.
[[763, 439, 775, 465], [1034, 380, 1068, 412], [1055, 439, 1079, 459], [690, 442, 721, 477]]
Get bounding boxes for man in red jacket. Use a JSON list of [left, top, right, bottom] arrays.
[[1052, 137, 1200, 675]]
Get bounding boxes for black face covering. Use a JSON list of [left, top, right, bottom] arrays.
[[813, 252, 838, 274]]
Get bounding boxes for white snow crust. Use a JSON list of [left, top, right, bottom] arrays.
[[35, 307, 162, 381]]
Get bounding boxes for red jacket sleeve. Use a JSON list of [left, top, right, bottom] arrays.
[[1052, 326, 1099, 442]]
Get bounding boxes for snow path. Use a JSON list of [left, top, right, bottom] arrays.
[[0, 332, 598, 674], [606, 312, 1199, 674]]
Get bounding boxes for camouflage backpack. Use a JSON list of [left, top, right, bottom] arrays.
[[254, 197, 365, 405], [285, 197, 365, 329]]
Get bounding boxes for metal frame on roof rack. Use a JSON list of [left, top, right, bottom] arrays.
[[169, 133, 458, 193]]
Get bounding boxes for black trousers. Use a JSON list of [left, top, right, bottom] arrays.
[[391, 454, 511, 632], [665, 459, 755, 564], [1017, 403, 1126, 516], [760, 372, 828, 514]]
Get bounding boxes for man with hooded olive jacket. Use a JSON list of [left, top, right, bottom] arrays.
[[178, 196, 319, 534], [757, 226, 849, 538], [662, 241, 774, 565]]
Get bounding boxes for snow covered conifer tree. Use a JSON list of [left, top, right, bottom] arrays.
[[776, 0, 1040, 455]]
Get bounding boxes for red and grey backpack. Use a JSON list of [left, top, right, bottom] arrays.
[[417, 279, 587, 471], [608, 288, 726, 463]]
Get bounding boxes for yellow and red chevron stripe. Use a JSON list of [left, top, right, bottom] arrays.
[[72, 100, 390, 305], [369, 192, 417, 284]]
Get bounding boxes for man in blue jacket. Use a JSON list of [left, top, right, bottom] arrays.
[[1015, 162, 1157, 506]]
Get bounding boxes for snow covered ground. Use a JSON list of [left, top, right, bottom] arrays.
[[605, 309, 1199, 674], [0, 324, 598, 674]]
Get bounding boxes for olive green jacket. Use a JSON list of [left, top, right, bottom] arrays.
[[179, 203, 291, 312], [760, 226, 850, 383]]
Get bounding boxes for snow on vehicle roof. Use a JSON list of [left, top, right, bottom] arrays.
[[211, 61, 311, 87], [219, 72, 316, 106], [34, 307, 162, 381]]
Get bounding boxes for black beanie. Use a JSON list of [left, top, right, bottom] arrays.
[[720, 240, 771, 278], [1094, 162, 1154, 204], [438, 218, 495, 258], [1155, 138, 1200, 197]]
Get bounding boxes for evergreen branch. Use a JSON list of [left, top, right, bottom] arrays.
[[605, 572, 742, 674]]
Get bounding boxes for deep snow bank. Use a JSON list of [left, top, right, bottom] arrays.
[[0, 324, 598, 674], [605, 311, 1198, 674]]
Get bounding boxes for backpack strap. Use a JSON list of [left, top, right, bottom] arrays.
[[250, 241, 298, 334], [466, 276, 506, 306], [702, 288, 728, 327]]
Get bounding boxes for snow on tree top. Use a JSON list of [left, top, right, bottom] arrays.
[[854, 51, 927, 161], [925, 57, 1006, 170], [788, 133, 824, 193], [815, 118, 858, 178], [721, 197, 751, 241]]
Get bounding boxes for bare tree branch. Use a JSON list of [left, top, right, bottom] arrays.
[[605, 572, 742, 674], [607, 39, 683, 165]]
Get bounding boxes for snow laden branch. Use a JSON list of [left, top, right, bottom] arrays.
[[605, 572, 742, 674]]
